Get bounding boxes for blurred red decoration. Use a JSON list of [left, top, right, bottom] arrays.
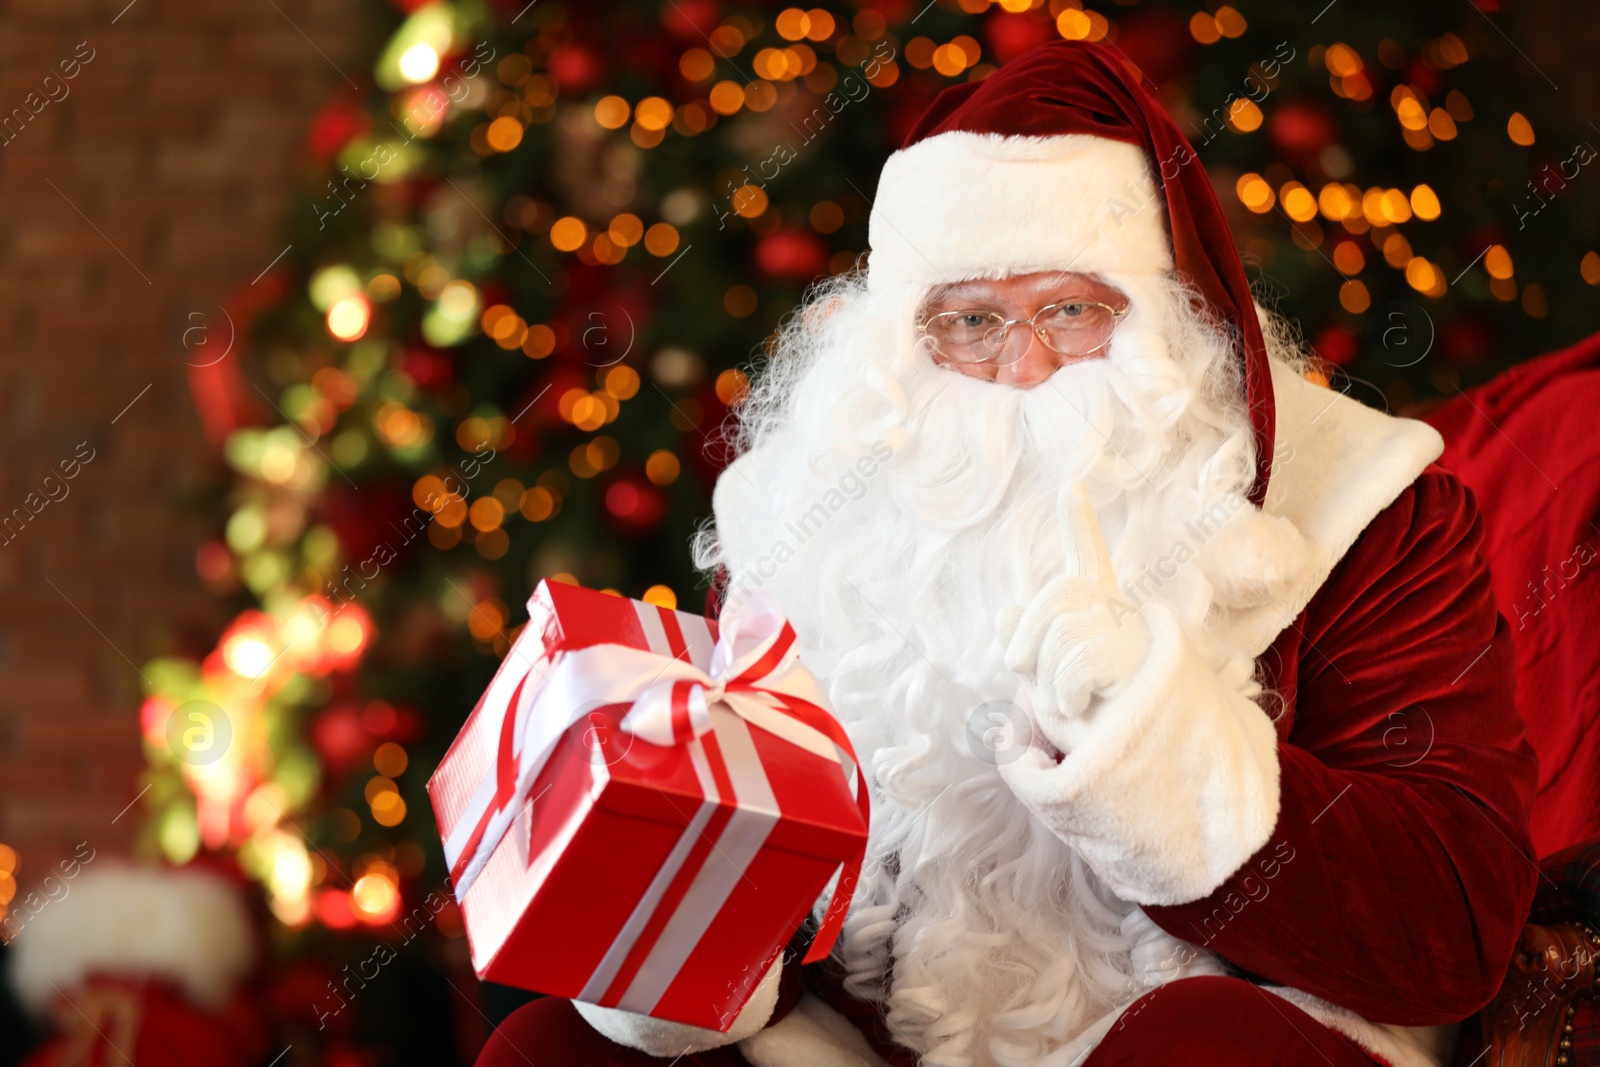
[[983, 9, 1055, 64], [1313, 323, 1360, 367], [184, 278, 282, 447], [661, 0, 721, 41], [560, 263, 656, 364], [362, 700, 426, 744], [1267, 101, 1338, 162], [310, 703, 372, 777], [756, 229, 828, 281], [306, 95, 373, 165], [548, 44, 604, 93], [1406, 60, 1443, 96], [315, 483, 421, 567], [399, 346, 455, 391], [196, 541, 234, 585], [1441, 316, 1494, 366], [362, 699, 398, 736], [314, 887, 360, 930], [603, 469, 668, 533]]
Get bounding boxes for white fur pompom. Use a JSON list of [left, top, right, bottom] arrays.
[[9, 863, 255, 1014], [1198, 502, 1312, 609]]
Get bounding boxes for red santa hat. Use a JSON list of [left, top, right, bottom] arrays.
[[867, 39, 1275, 506], [10, 863, 264, 1067]]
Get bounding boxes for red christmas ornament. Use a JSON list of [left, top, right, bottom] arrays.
[[1441, 317, 1493, 367], [559, 262, 656, 367], [1312, 323, 1360, 367], [661, 0, 720, 40], [195, 540, 235, 587], [548, 44, 604, 93], [1267, 101, 1338, 162], [362, 700, 426, 744], [620, 36, 676, 82], [305, 94, 372, 165], [1405, 59, 1443, 98], [400, 346, 454, 390], [362, 699, 398, 736], [478, 280, 514, 310], [309, 703, 372, 778], [313, 482, 420, 568], [983, 9, 1055, 64], [755, 229, 828, 282], [602, 469, 668, 534]]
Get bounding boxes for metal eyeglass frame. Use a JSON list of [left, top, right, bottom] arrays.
[[916, 298, 1130, 366]]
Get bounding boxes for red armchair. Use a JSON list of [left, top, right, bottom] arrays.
[[1418, 330, 1600, 1066]]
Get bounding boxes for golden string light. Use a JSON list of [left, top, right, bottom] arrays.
[[642, 586, 678, 610], [1236, 173, 1275, 213], [1507, 112, 1535, 146]]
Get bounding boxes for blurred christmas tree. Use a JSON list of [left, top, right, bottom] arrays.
[[134, 0, 1597, 1059]]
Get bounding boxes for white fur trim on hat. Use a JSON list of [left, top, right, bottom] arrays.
[[866, 130, 1174, 291], [9, 864, 255, 1014]]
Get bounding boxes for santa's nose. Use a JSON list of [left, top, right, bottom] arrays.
[[995, 329, 1063, 388]]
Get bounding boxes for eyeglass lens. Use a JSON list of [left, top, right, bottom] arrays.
[[924, 301, 1118, 365]]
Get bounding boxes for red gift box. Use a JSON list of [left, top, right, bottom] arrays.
[[427, 580, 869, 1031]]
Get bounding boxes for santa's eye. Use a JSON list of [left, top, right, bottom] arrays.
[[924, 310, 1001, 342], [1049, 302, 1092, 319]]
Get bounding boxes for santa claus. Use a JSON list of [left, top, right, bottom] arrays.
[[480, 39, 1537, 1067]]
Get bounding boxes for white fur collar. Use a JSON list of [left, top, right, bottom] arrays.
[[1214, 360, 1445, 660]]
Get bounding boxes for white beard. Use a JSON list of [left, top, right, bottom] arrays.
[[701, 272, 1307, 1067]]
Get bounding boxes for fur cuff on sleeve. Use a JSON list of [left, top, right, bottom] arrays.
[[572, 952, 784, 1056], [1000, 603, 1281, 906]]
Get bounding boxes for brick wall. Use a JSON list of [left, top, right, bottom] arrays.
[[0, 0, 366, 892]]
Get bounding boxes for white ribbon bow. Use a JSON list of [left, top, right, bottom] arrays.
[[445, 590, 852, 901]]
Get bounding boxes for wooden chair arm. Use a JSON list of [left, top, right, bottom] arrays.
[[1478, 921, 1600, 1066]]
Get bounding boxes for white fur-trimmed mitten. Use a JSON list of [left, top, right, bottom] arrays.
[[571, 952, 785, 1057], [995, 481, 1282, 906]]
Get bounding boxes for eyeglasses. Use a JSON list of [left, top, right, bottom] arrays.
[[916, 297, 1129, 367]]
